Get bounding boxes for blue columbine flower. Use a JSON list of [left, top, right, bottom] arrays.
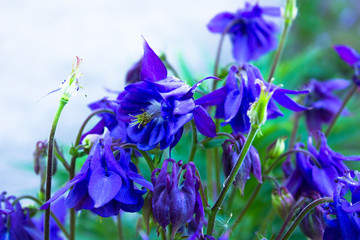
[[196, 64, 309, 133], [304, 79, 350, 135], [323, 171, 360, 240], [222, 134, 262, 194], [207, 2, 281, 63], [334, 44, 360, 86], [285, 132, 360, 198], [0, 192, 42, 240], [40, 131, 153, 217], [151, 159, 204, 239], [116, 39, 216, 151]]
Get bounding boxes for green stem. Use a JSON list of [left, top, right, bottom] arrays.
[[212, 19, 242, 91], [206, 150, 214, 201], [14, 195, 70, 239], [280, 197, 333, 240], [195, 168, 209, 207], [275, 197, 306, 240], [266, 19, 292, 83], [121, 143, 155, 172], [44, 98, 67, 240], [117, 214, 124, 240], [230, 182, 262, 233], [54, 140, 70, 172], [207, 125, 259, 235], [188, 120, 198, 162], [266, 149, 319, 174], [325, 84, 357, 137]]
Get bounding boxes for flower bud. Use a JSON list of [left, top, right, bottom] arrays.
[[222, 135, 262, 194], [267, 136, 287, 159], [81, 133, 101, 154], [33, 140, 47, 174], [283, 0, 297, 24], [247, 80, 273, 128], [151, 159, 204, 239], [299, 204, 325, 239], [125, 58, 142, 85], [271, 187, 295, 220]]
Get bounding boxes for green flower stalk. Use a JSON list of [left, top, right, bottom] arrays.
[[43, 56, 83, 240]]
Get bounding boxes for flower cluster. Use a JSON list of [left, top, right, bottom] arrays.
[[40, 131, 153, 217], [4, 1, 360, 239]]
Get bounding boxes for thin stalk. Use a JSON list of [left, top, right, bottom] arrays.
[[121, 143, 155, 172], [230, 182, 262, 232], [275, 197, 306, 240], [44, 98, 67, 240], [212, 19, 242, 90], [288, 112, 301, 152], [214, 119, 221, 194], [280, 197, 333, 240], [117, 214, 124, 240], [207, 125, 259, 235], [206, 150, 214, 201], [14, 195, 70, 239], [54, 140, 70, 171], [266, 149, 319, 174], [188, 120, 198, 163], [195, 168, 209, 207], [325, 84, 357, 137], [266, 20, 291, 83], [69, 108, 115, 240]]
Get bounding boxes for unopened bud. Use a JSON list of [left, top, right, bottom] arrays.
[[247, 80, 273, 128], [283, 0, 297, 24], [267, 136, 287, 159], [271, 187, 295, 220], [82, 134, 101, 154], [33, 140, 48, 175]]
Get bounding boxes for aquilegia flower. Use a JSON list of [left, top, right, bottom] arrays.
[[323, 171, 360, 239], [285, 132, 360, 198], [196, 64, 309, 133], [334, 44, 360, 85], [207, 2, 281, 63], [40, 131, 153, 217], [151, 159, 204, 239], [304, 79, 350, 135], [117, 39, 216, 151], [0, 192, 42, 240], [221, 134, 261, 194]]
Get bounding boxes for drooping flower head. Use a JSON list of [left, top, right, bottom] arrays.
[[151, 159, 204, 239], [197, 64, 309, 133], [334, 45, 360, 86], [0, 192, 42, 240], [221, 134, 261, 194], [117, 39, 216, 151], [285, 132, 360, 198], [323, 171, 360, 239], [304, 79, 350, 136], [207, 2, 281, 63], [40, 131, 153, 217]]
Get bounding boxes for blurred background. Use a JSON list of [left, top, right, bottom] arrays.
[[0, 0, 359, 239]]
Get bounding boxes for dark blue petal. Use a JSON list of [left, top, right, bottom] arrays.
[[88, 168, 122, 208], [141, 39, 167, 82], [193, 106, 216, 137]]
